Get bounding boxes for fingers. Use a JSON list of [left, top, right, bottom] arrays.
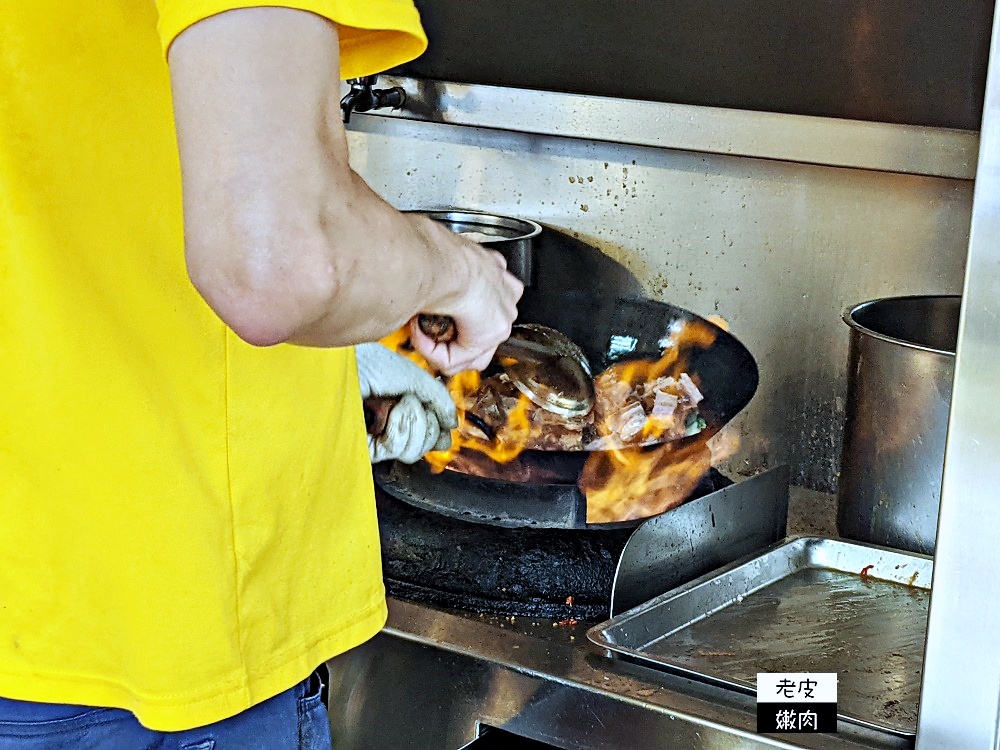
[[416, 411, 442, 460], [396, 401, 438, 464], [407, 236, 525, 376], [372, 393, 424, 464], [370, 392, 450, 464], [413, 375, 458, 432], [465, 349, 497, 374], [408, 320, 455, 373], [486, 247, 508, 271], [408, 303, 518, 376], [411, 337, 492, 377], [432, 428, 453, 453]]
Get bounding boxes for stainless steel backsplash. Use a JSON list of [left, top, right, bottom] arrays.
[[346, 116, 971, 493]]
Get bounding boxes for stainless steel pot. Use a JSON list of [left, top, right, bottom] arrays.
[[838, 295, 960, 554], [410, 210, 541, 286]]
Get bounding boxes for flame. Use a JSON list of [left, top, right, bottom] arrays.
[[381, 327, 538, 471], [379, 328, 433, 370], [613, 319, 715, 385], [381, 327, 539, 470], [592, 319, 717, 447], [424, 369, 539, 471], [580, 428, 740, 523], [579, 318, 735, 523]]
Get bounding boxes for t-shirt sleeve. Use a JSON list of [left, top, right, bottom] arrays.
[[154, 0, 428, 79]]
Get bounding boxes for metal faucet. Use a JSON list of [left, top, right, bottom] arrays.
[[340, 76, 406, 124]]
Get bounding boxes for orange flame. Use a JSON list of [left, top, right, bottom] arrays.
[[381, 329, 491, 469], [424, 370, 540, 471], [577, 318, 735, 522], [379, 328, 433, 370], [381, 328, 540, 470], [591, 319, 717, 448], [580, 428, 739, 523]]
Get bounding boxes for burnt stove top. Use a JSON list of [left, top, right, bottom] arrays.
[[374, 468, 731, 621]]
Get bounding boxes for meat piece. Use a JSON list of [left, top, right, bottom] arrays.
[[456, 373, 591, 451], [678, 372, 704, 403], [651, 390, 679, 420], [613, 401, 647, 442], [528, 403, 587, 451], [450, 364, 705, 453], [595, 371, 632, 417], [583, 435, 618, 451], [640, 375, 677, 407], [595, 366, 705, 446]]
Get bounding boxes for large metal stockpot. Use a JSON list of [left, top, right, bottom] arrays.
[[838, 295, 960, 554]]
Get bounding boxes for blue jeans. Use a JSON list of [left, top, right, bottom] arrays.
[[0, 668, 332, 750]]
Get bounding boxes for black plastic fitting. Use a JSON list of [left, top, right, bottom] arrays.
[[340, 76, 406, 123]]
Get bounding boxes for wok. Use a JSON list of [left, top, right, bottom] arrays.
[[374, 292, 759, 529], [446, 291, 759, 483]]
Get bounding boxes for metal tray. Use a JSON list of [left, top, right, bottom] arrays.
[[587, 536, 932, 737]]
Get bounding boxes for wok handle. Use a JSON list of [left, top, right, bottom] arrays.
[[416, 314, 457, 343], [363, 397, 397, 436]]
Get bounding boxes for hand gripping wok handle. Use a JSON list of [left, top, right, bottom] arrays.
[[411, 315, 501, 443], [416, 314, 457, 343], [418, 314, 552, 363], [369, 312, 453, 437], [366, 393, 495, 443], [364, 315, 444, 435]]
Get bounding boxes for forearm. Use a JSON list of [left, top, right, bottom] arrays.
[[287, 173, 474, 347], [167, 7, 476, 347]]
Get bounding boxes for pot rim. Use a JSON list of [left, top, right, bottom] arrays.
[[842, 294, 960, 357], [406, 209, 543, 242]]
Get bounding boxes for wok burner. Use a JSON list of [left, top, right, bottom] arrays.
[[374, 468, 731, 621]]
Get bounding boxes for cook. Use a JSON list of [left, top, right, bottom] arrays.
[[0, 2, 522, 749]]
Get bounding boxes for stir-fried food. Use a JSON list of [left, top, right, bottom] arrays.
[[456, 362, 706, 452]]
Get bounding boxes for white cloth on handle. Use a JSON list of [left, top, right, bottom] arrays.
[[355, 343, 458, 464]]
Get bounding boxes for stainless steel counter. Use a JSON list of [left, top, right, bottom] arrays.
[[325, 486, 863, 749], [326, 596, 911, 749]]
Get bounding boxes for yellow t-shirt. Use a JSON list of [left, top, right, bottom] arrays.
[[0, 0, 426, 732]]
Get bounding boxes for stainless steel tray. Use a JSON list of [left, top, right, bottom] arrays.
[[587, 536, 931, 737]]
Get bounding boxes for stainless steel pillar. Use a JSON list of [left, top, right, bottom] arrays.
[[916, 6, 1000, 747]]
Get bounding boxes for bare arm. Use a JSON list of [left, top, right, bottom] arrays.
[[166, 7, 522, 374]]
